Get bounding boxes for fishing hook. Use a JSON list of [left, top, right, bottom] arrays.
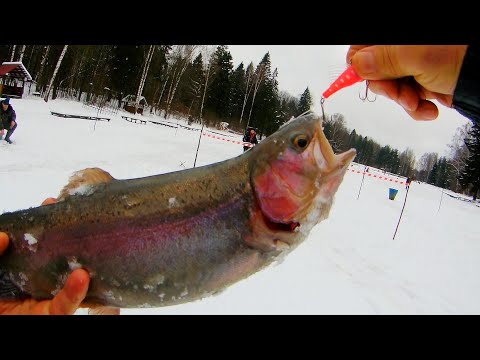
[[359, 80, 376, 102]]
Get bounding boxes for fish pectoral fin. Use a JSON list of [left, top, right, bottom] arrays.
[[0, 269, 29, 300], [57, 167, 115, 201]]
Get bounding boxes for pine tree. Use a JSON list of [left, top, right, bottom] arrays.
[[228, 62, 245, 121], [178, 53, 205, 119], [110, 45, 144, 98], [429, 161, 439, 185], [459, 121, 480, 198], [249, 53, 282, 137], [298, 87, 313, 114], [348, 129, 358, 149], [206, 45, 234, 120], [278, 91, 299, 124], [262, 67, 281, 136]]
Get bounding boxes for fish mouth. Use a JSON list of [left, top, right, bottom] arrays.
[[258, 206, 300, 234]]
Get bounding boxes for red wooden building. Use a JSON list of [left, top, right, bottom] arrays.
[[0, 62, 32, 98]]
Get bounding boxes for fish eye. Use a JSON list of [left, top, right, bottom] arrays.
[[293, 134, 310, 150]]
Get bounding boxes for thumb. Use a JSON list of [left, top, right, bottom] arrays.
[[0, 232, 9, 255], [351, 45, 467, 95], [351, 45, 416, 80]]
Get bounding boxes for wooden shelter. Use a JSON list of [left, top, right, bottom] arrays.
[[0, 62, 32, 98], [121, 94, 148, 115]]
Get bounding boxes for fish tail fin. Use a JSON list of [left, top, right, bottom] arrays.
[[0, 269, 29, 300]]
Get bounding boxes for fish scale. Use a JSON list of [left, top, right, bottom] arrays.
[[0, 113, 356, 308]]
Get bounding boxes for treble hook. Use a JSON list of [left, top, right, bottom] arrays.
[[359, 80, 376, 102], [320, 97, 326, 122]]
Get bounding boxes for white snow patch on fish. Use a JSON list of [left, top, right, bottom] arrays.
[[168, 197, 177, 208], [24, 233, 37, 246], [68, 184, 94, 196], [67, 257, 83, 271]]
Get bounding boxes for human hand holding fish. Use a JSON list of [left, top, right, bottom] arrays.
[[0, 198, 119, 315], [0, 113, 356, 311], [0, 231, 90, 315]]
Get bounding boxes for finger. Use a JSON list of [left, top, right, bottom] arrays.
[[88, 306, 120, 315], [405, 99, 439, 121], [41, 197, 57, 206], [0, 232, 9, 255], [368, 79, 437, 120], [396, 78, 421, 112], [367, 79, 417, 111], [367, 79, 401, 99], [346, 45, 371, 64], [48, 269, 90, 315], [434, 93, 453, 108], [351, 45, 425, 80]]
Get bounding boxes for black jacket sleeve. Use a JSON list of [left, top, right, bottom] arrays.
[[452, 45, 480, 124], [10, 108, 16, 123]]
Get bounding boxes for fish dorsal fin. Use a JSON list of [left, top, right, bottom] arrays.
[[57, 167, 115, 201]]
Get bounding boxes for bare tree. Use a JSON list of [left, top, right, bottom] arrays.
[[18, 45, 26, 62], [193, 46, 216, 168], [398, 148, 416, 177], [44, 45, 69, 102], [88, 45, 106, 102], [239, 62, 255, 125], [135, 45, 155, 114], [197, 46, 215, 122], [26, 45, 36, 70], [246, 63, 265, 128], [447, 122, 472, 190], [10, 45, 16, 61], [416, 152, 438, 182], [35, 45, 50, 91], [324, 113, 348, 152], [163, 45, 198, 119], [154, 73, 170, 115], [187, 78, 202, 119]]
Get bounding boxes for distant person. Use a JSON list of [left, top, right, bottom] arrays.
[[243, 127, 258, 152], [0, 97, 17, 144], [405, 177, 411, 190]]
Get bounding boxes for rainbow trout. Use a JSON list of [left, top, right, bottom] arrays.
[[0, 113, 356, 308]]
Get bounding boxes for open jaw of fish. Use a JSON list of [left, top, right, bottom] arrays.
[[0, 112, 356, 309]]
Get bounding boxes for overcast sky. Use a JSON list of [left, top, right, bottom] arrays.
[[228, 45, 471, 160]]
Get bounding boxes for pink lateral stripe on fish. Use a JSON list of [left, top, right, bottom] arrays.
[[0, 112, 356, 308]]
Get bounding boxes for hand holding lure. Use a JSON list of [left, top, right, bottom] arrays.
[[320, 65, 375, 119]]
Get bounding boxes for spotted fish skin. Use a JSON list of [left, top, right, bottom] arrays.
[[0, 113, 356, 308]]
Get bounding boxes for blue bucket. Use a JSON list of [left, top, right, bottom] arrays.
[[389, 188, 399, 200]]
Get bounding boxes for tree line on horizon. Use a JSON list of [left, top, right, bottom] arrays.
[[1, 44, 479, 199]]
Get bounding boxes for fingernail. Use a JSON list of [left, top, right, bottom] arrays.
[[354, 51, 376, 74], [424, 109, 437, 120]]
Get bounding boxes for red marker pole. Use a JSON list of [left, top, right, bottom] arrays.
[[356, 167, 367, 200], [393, 184, 411, 240]]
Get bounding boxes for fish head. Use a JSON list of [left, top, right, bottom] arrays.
[[249, 112, 356, 244]]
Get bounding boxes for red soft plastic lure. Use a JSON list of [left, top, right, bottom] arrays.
[[322, 65, 363, 99]]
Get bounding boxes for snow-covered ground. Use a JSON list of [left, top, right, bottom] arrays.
[[1, 97, 479, 314]]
